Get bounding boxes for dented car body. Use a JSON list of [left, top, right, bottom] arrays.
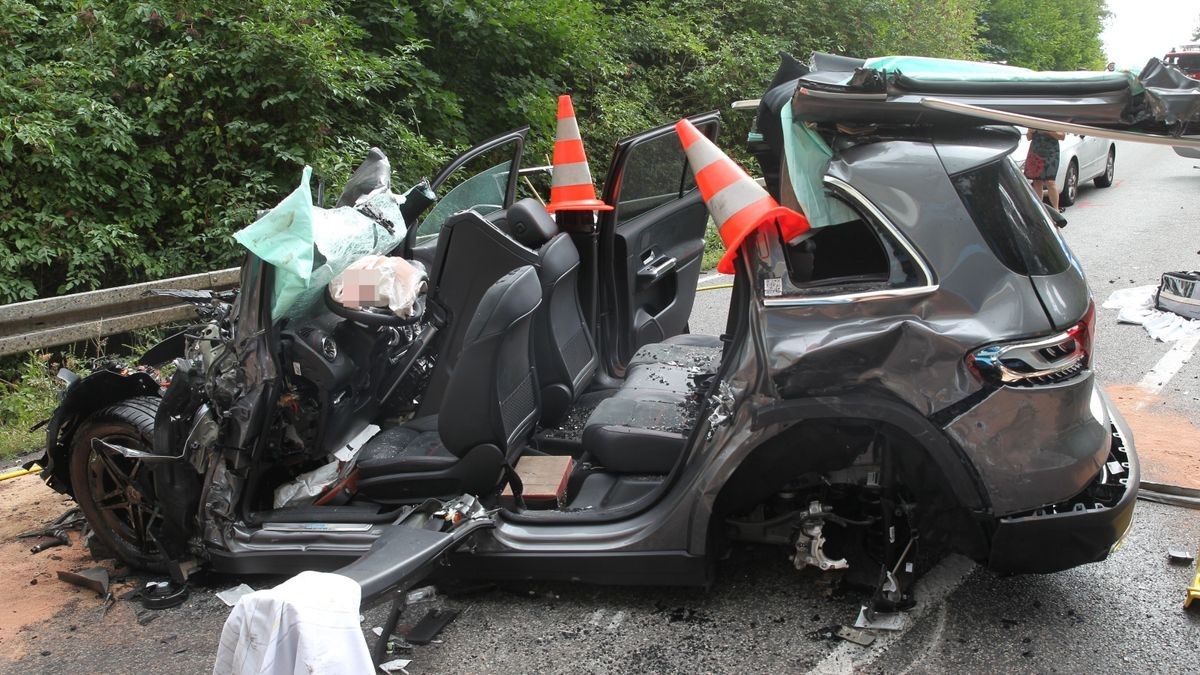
[[37, 52, 1184, 607]]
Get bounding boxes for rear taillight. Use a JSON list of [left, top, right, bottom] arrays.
[[968, 302, 1095, 386]]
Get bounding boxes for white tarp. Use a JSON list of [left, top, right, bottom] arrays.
[[213, 571, 371, 675], [1103, 285, 1200, 342]]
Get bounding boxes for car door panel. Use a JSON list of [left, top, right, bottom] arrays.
[[598, 112, 720, 372], [615, 195, 708, 348]]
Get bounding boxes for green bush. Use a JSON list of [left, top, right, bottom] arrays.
[[0, 0, 449, 302]]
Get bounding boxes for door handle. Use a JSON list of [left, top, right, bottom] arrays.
[[637, 256, 677, 284]]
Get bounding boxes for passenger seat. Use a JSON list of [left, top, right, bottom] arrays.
[[507, 198, 601, 426]]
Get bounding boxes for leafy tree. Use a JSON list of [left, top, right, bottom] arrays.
[[978, 0, 1109, 70]]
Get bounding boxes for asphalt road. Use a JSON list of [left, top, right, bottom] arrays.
[[4, 143, 1199, 674]]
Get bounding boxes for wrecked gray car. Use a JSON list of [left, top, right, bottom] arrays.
[[39, 52, 1185, 620]]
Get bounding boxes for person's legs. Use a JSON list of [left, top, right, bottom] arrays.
[[1031, 179, 1044, 201], [1045, 180, 1060, 210]]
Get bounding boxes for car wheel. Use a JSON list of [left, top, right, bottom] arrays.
[[69, 397, 172, 572], [1060, 161, 1078, 207], [1094, 148, 1115, 188]]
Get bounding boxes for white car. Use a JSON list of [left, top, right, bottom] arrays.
[[1012, 129, 1116, 206]]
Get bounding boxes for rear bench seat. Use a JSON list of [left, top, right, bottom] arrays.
[[581, 335, 723, 474]]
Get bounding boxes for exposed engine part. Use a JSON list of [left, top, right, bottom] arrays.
[[791, 501, 849, 572]]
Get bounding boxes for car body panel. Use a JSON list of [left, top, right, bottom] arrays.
[[944, 372, 1110, 515]]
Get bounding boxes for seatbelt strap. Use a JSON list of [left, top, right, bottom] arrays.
[[503, 462, 527, 510]]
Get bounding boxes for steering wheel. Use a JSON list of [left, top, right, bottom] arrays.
[[323, 284, 426, 328]]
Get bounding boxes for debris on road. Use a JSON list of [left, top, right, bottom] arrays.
[[379, 658, 412, 673], [56, 568, 109, 598], [1103, 285, 1200, 342], [141, 580, 189, 610], [835, 625, 876, 647], [30, 531, 69, 553], [1168, 549, 1195, 564], [854, 606, 905, 631], [404, 608, 458, 645], [216, 583, 255, 607], [18, 507, 85, 555]]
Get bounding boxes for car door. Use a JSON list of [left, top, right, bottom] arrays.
[[405, 128, 528, 267], [596, 112, 720, 373]]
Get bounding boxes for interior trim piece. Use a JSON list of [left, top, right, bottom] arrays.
[[763, 176, 939, 307]]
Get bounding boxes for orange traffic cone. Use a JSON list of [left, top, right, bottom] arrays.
[[675, 119, 809, 274], [546, 95, 613, 213]]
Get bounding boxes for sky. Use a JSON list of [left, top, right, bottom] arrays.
[[1101, 0, 1198, 69]]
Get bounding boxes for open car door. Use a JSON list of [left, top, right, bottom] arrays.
[[597, 113, 721, 374], [405, 128, 529, 266]]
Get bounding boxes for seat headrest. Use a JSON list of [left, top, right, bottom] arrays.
[[506, 198, 559, 248]]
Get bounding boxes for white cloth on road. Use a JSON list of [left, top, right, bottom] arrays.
[[213, 571, 371, 675], [1103, 285, 1200, 342]]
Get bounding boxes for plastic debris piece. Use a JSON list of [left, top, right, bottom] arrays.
[[854, 606, 906, 631], [56, 568, 110, 598], [217, 583, 256, 607], [372, 626, 384, 637], [379, 659, 412, 673], [141, 580, 189, 610], [1169, 549, 1195, 564], [336, 424, 380, 463], [404, 608, 459, 645], [405, 585, 438, 605], [835, 625, 876, 647]]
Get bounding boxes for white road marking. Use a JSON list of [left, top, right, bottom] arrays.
[[1138, 334, 1200, 396], [697, 271, 728, 286], [807, 554, 976, 675]]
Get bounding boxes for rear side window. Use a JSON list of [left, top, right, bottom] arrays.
[[951, 159, 1069, 276]]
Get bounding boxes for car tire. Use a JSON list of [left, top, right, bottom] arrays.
[[1060, 160, 1079, 207], [68, 396, 172, 572], [1094, 147, 1115, 188]]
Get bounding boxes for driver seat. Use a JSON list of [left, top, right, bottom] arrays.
[[354, 266, 542, 503]]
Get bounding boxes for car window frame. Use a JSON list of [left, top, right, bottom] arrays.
[[758, 176, 938, 308], [404, 128, 527, 256]]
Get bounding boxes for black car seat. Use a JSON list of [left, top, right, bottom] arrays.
[[354, 266, 542, 502], [505, 199, 601, 426], [417, 211, 540, 416]]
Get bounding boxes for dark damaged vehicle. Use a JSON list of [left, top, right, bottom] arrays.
[[37, 52, 1200, 614]]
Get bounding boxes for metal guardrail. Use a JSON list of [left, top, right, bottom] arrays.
[[0, 268, 240, 357]]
